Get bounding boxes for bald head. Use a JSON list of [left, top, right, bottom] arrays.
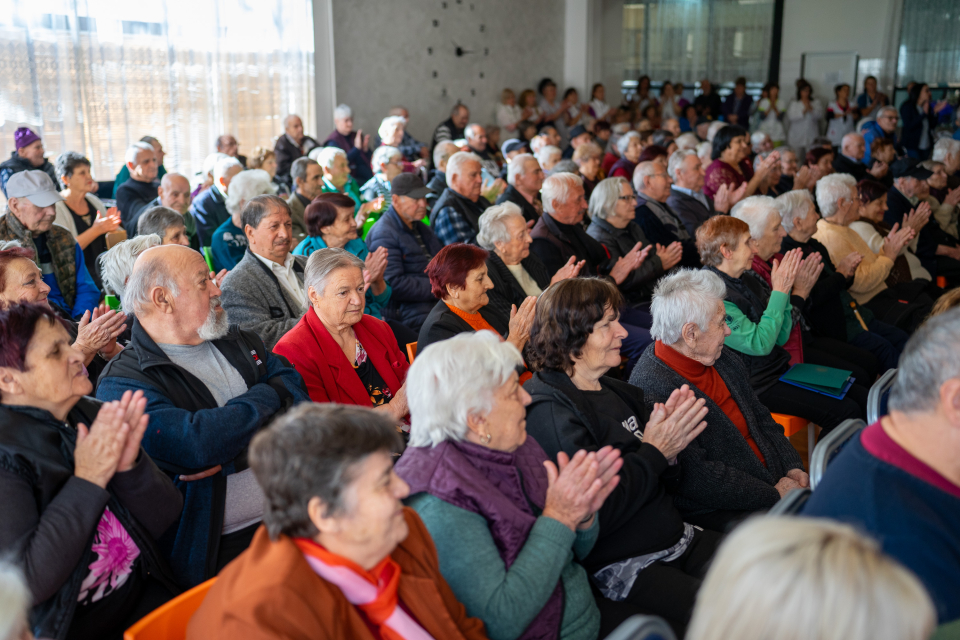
[[841, 133, 865, 161], [158, 173, 192, 214], [284, 115, 304, 144]]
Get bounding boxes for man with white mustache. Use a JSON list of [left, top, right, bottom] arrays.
[[220, 195, 309, 350], [96, 242, 309, 587]]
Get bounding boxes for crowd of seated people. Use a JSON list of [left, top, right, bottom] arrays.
[[2, 71, 960, 640]]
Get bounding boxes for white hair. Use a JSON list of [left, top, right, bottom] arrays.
[[303, 247, 365, 297], [890, 307, 960, 414], [201, 152, 228, 179], [334, 104, 352, 120], [378, 115, 406, 141], [616, 131, 641, 156], [816, 173, 858, 219], [432, 141, 460, 171], [707, 121, 728, 143], [588, 177, 629, 221], [541, 172, 583, 213], [477, 202, 524, 250], [0, 240, 22, 251], [214, 155, 243, 189], [774, 189, 815, 233], [99, 234, 162, 300], [0, 561, 30, 640], [675, 132, 700, 151], [125, 141, 155, 166], [696, 140, 712, 164], [650, 268, 726, 344], [877, 105, 898, 119], [530, 136, 547, 155], [752, 151, 775, 171], [225, 169, 276, 214], [507, 153, 537, 187], [632, 160, 660, 194], [407, 332, 523, 447], [933, 137, 960, 163], [731, 195, 780, 240], [536, 145, 561, 167], [445, 151, 483, 183], [371, 146, 402, 173], [465, 123, 485, 140], [123, 249, 182, 317], [313, 146, 346, 170], [668, 149, 697, 181], [687, 517, 936, 640], [750, 131, 770, 152]]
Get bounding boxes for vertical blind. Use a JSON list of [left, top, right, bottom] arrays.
[[0, 0, 315, 187]]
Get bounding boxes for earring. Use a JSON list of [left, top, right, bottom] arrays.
[[481, 433, 492, 445]]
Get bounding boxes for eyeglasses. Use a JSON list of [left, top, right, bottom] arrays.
[[617, 195, 636, 201]]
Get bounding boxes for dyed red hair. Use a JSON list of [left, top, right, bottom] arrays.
[[0, 303, 66, 375], [425, 243, 489, 300]]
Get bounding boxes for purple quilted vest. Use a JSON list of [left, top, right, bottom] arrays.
[[396, 437, 564, 640]]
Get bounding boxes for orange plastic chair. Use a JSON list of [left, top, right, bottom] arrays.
[[937, 276, 947, 288], [124, 577, 216, 640], [406, 341, 418, 363], [771, 413, 817, 468]]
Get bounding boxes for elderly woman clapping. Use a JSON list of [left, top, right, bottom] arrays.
[[417, 243, 538, 353], [273, 248, 409, 418], [360, 145, 404, 214], [630, 269, 807, 531], [396, 331, 622, 640], [188, 403, 488, 639], [477, 202, 583, 324], [0, 303, 181, 639]]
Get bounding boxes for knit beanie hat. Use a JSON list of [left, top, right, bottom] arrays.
[[14, 127, 41, 150]]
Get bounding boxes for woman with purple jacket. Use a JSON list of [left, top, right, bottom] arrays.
[[395, 331, 622, 640]]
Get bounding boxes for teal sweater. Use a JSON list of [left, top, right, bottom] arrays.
[[407, 492, 600, 640]]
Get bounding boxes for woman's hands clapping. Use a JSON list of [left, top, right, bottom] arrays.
[[542, 446, 623, 531], [642, 385, 708, 462], [791, 253, 824, 300], [74, 304, 127, 363], [74, 390, 149, 488], [770, 248, 804, 293], [549, 256, 586, 285], [506, 296, 538, 353]]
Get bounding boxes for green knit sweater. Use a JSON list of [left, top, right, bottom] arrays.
[[406, 492, 600, 640]]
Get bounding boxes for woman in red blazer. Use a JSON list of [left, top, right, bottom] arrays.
[[274, 248, 409, 420]]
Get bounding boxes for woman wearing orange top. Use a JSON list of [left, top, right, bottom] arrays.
[[417, 243, 537, 354]]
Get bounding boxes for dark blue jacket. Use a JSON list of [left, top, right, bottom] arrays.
[[803, 429, 960, 623], [95, 319, 309, 587], [885, 186, 956, 278], [899, 101, 938, 153], [189, 185, 230, 247], [861, 120, 897, 167], [365, 206, 442, 331]]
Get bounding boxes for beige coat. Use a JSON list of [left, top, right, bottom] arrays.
[[813, 218, 895, 304]]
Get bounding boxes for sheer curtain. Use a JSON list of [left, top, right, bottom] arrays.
[[0, 0, 314, 191], [897, 0, 960, 85]]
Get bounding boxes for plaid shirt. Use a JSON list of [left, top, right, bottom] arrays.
[[433, 205, 476, 245]]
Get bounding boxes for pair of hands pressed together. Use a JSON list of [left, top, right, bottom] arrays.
[[74, 390, 149, 488], [610, 242, 653, 285], [770, 248, 824, 300], [713, 181, 748, 214], [74, 303, 127, 362], [542, 446, 623, 531]]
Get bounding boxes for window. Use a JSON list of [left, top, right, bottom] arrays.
[[898, 0, 960, 85], [0, 0, 315, 187]]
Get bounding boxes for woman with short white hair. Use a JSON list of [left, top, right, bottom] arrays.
[[377, 115, 406, 148], [211, 169, 277, 270], [687, 517, 936, 640], [314, 146, 380, 221], [632, 268, 808, 530], [360, 146, 403, 213], [396, 331, 623, 640], [536, 145, 562, 172], [98, 234, 162, 301], [609, 131, 642, 179]]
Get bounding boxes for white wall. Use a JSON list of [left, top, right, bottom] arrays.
[[329, 0, 564, 145]]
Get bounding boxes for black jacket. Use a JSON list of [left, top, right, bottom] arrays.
[[0, 153, 60, 197], [116, 178, 159, 233], [886, 186, 957, 277], [273, 134, 319, 187], [634, 197, 701, 268], [429, 187, 492, 241], [899, 101, 938, 152], [417, 299, 509, 353], [586, 217, 664, 305], [484, 251, 550, 326], [665, 187, 716, 236], [530, 212, 615, 277], [832, 153, 868, 181], [524, 370, 685, 572], [631, 346, 804, 516], [0, 398, 181, 640], [425, 170, 447, 213], [496, 184, 541, 223]]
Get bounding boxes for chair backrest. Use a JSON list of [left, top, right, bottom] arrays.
[[767, 487, 812, 516], [867, 368, 897, 424], [604, 615, 677, 640], [124, 577, 216, 640], [201, 246, 216, 273], [810, 418, 866, 489], [406, 341, 417, 363]]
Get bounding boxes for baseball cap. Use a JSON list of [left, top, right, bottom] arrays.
[[890, 157, 933, 180], [569, 124, 591, 140], [5, 170, 63, 207], [391, 173, 432, 199], [501, 139, 528, 156]]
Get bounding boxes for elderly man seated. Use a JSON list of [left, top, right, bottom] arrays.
[[431, 151, 492, 245], [189, 155, 243, 246], [496, 152, 544, 223], [322, 103, 373, 184], [634, 161, 702, 268], [96, 243, 309, 587], [138, 206, 191, 246], [0, 171, 100, 319], [113, 136, 167, 199], [465, 123, 500, 174], [834, 133, 874, 182], [220, 195, 307, 350], [803, 308, 960, 624], [666, 150, 740, 236], [632, 269, 808, 531], [431, 103, 470, 166], [366, 174, 442, 331], [274, 114, 318, 189], [216, 133, 247, 167], [0, 127, 59, 197], [148, 172, 198, 247], [211, 169, 277, 271], [116, 141, 160, 233], [933, 137, 960, 190], [285, 157, 323, 243], [862, 105, 900, 167]]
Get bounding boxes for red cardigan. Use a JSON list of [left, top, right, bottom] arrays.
[[273, 309, 409, 406]]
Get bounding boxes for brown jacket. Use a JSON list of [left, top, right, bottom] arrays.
[[187, 508, 489, 640]]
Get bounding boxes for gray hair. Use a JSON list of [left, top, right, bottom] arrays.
[[541, 172, 583, 213], [536, 146, 562, 167], [55, 151, 91, 180], [303, 247, 365, 296], [378, 115, 406, 141], [548, 159, 578, 176], [314, 146, 346, 170], [632, 160, 661, 194], [731, 195, 780, 239], [282, 114, 302, 128], [706, 121, 727, 143], [668, 149, 697, 181], [675, 132, 700, 151], [616, 131, 641, 156], [650, 268, 726, 344], [933, 137, 960, 163], [125, 141, 155, 166], [290, 157, 318, 187], [588, 177, 629, 221], [0, 561, 30, 640], [477, 202, 524, 250], [250, 403, 402, 539], [507, 153, 538, 186], [774, 189, 815, 233], [371, 146, 401, 172], [201, 153, 228, 179], [407, 331, 523, 447], [241, 194, 290, 230], [446, 151, 483, 183], [123, 246, 181, 316], [137, 206, 185, 238], [816, 173, 857, 219], [214, 155, 243, 189], [877, 105, 898, 119], [696, 140, 712, 164], [98, 234, 162, 299], [889, 307, 960, 414], [465, 123, 485, 140], [433, 141, 460, 171], [333, 104, 352, 120], [0, 240, 22, 251], [226, 169, 276, 214]]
